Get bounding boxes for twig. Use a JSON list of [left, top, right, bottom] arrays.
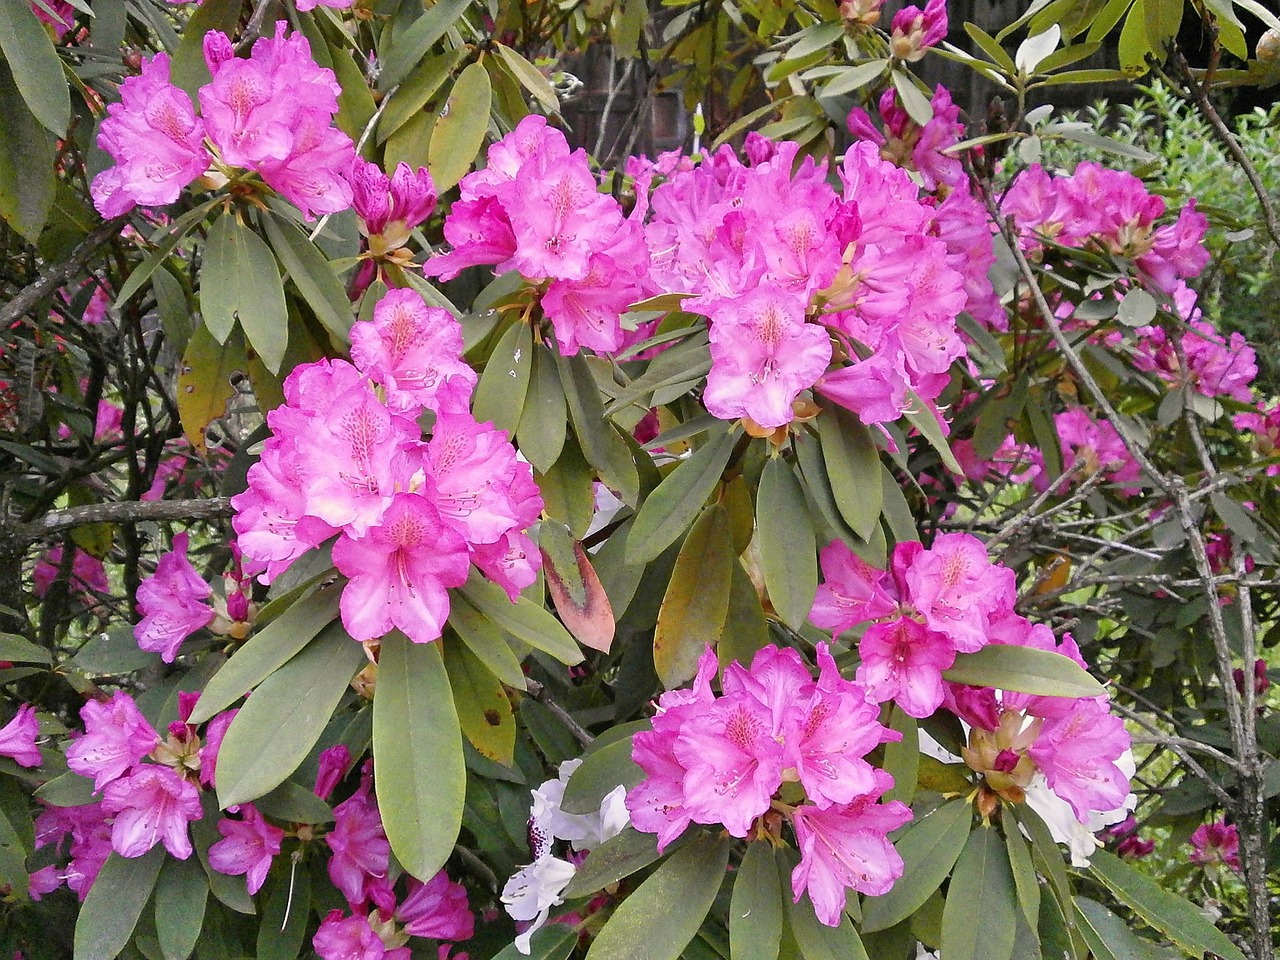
[[13, 497, 233, 544], [0, 216, 129, 330]]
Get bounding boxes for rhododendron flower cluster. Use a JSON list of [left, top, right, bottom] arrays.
[[1130, 315, 1257, 404], [889, 0, 947, 61], [1189, 820, 1241, 872], [425, 115, 651, 356], [349, 159, 438, 257], [134, 532, 215, 663], [231, 288, 539, 643], [810, 533, 1017, 717], [640, 134, 968, 430], [32, 545, 108, 604], [92, 24, 355, 219], [625, 645, 909, 927]]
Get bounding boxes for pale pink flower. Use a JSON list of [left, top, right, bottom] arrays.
[[102, 765, 203, 859], [856, 617, 956, 718], [66, 691, 160, 791], [135, 532, 215, 662], [0, 704, 41, 767], [809, 540, 897, 635], [208, 803, 284, 894], [1027, 698, 1131, 822]]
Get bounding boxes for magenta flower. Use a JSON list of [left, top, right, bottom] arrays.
[[856, 617, 956, 718], [35, 801, 113, 900], [315, 744, 353, 801], [470, 531, 542, 602], [397, 871, 475, 941], [332, 492, 471, 645], [327, 767, 391, 907], [349, 289, 475, 415], [791, 793, 912, 926], [66, 691, 160, 791], [90, 53, 210, 217], [0, 704, 41, 767], [701, 287, 832, 429], [890, 0, 947, 60], [1027, 699, 1131, 822], [313, 910, 390, 960], [809, 540, 897, 635], [198, 708, 237, 789], [102, 765, 203, 859], [349, 159, 438, 250], [903, 532, 1016, 653], [135, 532, 215, 663], [32, 546, 109, 601], [1190, 820, 1241, 872], [208, 804, 285, 894]]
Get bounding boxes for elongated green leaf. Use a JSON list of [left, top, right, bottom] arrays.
[[626, 428, 738, 564], [444, 638, 515, 766], [115, 199, 220, 306], [731, 842, 784, 960], [190, 586, 342, 724], [374, 633, 466, 880], [862, 800, 971, 932], [1004, 819, 1040, 931], [517, 344, 568, 474], [257, 861, 311, 960], [155, 855, 208, 960], [262, 212, 354, 341], [882, 707, 919, 805], [942, 825, 1017, 960], [378, 0, 472, 90], [718, 559, 770, 670], [491, 926, 579, 960], [816, 408, 882, 541], [904, 394, 962, 473], [1088, 850, 1246, 960], [542, 522, 614, 653], [255, 780, 334, 824], [201, 214, 290, 373], [428, 61, 492, 192], [378, 47, 466, 143], [0, 798, 28, 901], [34, 770, 98, 807], [0, 59, 54, 242], [943, 645, 1105, 699], [0, 633, 51, 664], [565, 827, 694, 899], [561, 735, 641, 815], [74, 848, 166, 960], [458, 571, 583, 665], [653, 504, 734, 688], [756, 457, 817, 630], [473, 321, 533, 436], [0, 0, 69, 135], [216, 624, 365, 808], [819, 59, 888, 98], [493, 42, 559, 112], [557, 352, 640, 505], [586, 836, 730, 960], [447, 597, 527, 689], [1073, 897, 1176, 960]]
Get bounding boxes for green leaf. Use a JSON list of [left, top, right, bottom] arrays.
[[756, 457, 817, 631], [473, 321, 533, 438], [882, 707, 919, 805], [818, 59, 888, 98], [653, 503, 734, 689], [34, 770, 98, 807], [890, 70, 933, 125], [428, 60, 492, 192], [378, 47, 466, 143], [69, 625, 159, 676], [154, 855, 208, 960], [586, 836, 730, 960], [0, 633, 51, 664], [447, 596, 527, 689], [378, 0, 472, 91], [444, 637, 516, 766], [75, 848, 166, 960], [0, 0, 69, 135], [374, 633, 466, 880], [458, 570, 583, 665], [904, 394, 962, 474], [114, 199, 220, 307], [565, 827, 694, 899], [718, 559, 770, 670], [557, 352, 640, 506], [257, 862, 311, 960], [626, 428, 738, 564], [862, 800, 971, 932], [538, 437, 597, 538], [964, 22, 1019, 73], [816, 408, 882, 541], [1005, 817, 1040, 931], [943, 645, 1105, 699], [731, 842, 784, 960], [215, 622, 365, 808], [0, 797, 28, 901], [1073, 897, 1177, 960], [1087, 850, 1246, 960], [560, 734, 642, 815], [942, 825, 1017, 960], [516, 344, 568, 474], [542, 522, 615, 653], [494, 43, 559, 112], [255, 780, 335, 824], [190, 586, 342, 724], [0, 58, 55, 242], [491, 926, 579, 960], [329, 40, 376, 146], [262, 212, 354, 342], [200, 214, 289, 373]]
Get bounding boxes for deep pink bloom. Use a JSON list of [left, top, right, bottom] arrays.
[[208, 803, 284, 894], [91, 54, 209, 217], [198, 708, 237, 789], [350, 289, 475, 415], [32, 546, 108, 601], [397, 871, 475, 941], [348, 159, 437, 244], [700, 287, 832, 429], [809, 540, 897, 635], [890, 0, 947, 59], [66, 691, 160, 791], [35, 801, 113, 900], [332, 492, 471, 644], [0, 704, 41, 767], [327, 768, 391, 907], [102, 765, 203, 859], [903, 532, 1016, 652], [32, 0, 76, 37], [135, 532, 215, 662], [791, 792, 912, 926], [313, 910, 388, 960], [1189, 820, 1241, 871], [856, 617, 956, 718], [315, 744, 353, 801]]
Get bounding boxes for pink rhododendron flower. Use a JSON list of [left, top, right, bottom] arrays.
[[135, 532, 215, 662], [327, 765, 392, 907], [198, 708, 237, 789], [91, 54, 209, 217], [0, 704, 41, 767], [66, 691, 160, 791], [890, 0, 947, 60], [34, 802, 113, 900], [1190, 820, 1241, 871], [1027, 698, 1131, 822], [397, 871, 475, 941], [102, 764, 203, 858], [904, 532, 1016, 652], [32, 546, 108, 601], [33, 0, 76, 37], [315, 744, 353, 801], [208, 803, 284, 894], [314, 910, 392, 960], [857, 617, 957, 718], [349, 159, 437, 248]]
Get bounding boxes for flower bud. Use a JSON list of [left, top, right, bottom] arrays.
[[1258, 28, 1280, 62]]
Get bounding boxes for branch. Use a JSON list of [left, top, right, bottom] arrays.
[[13, 497, 233, 544], [0, 215, 129, 329]]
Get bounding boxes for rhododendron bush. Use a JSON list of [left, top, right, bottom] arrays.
[[2, 0, 1280, 958]]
